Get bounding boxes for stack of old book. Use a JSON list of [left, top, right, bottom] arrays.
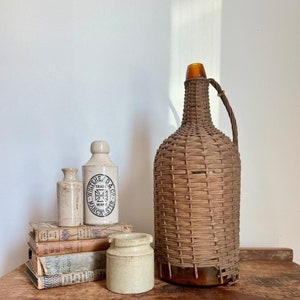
[[25, 221, 133, 289]]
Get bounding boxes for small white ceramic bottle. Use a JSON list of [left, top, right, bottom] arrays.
[[106, 233, 154, 294], [82, 140, 119, 225], [57, 168, 83, 227]]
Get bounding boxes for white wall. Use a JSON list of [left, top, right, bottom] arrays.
[[219, 0, 300, 263], [0, 0, 299, 277], [0, 0, 172, 276]]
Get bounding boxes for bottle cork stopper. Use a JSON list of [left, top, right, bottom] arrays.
[[91, 140, 110, 154], [186, 63, 207, 79]]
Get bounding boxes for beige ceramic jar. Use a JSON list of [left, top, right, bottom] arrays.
[[106, 233, 154, 294]]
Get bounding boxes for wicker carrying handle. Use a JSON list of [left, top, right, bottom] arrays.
[[208, 78, 239, 147]]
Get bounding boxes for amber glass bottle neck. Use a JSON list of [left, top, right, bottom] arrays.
[[181, 63, 214, 127], [186, 63, 207, 80]]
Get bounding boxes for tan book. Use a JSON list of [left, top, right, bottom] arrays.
[[29, 221, 133, 242], [28, 232, 110, 256], [29, 250, 106, 276], [25, 261, 105, 289]]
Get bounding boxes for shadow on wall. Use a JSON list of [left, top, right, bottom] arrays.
[[119, 65, 178, 235], [2, 193, 57, 275], [120, 114, 154, 235]]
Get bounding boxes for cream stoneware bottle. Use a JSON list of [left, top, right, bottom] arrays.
[[57, 168, 83, 227], [82, 140, 119, 225]]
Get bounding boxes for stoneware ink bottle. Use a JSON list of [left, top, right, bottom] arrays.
[[57, 168, 83, 227]]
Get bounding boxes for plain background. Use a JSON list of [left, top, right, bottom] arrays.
[[0, 0, 299, 276]]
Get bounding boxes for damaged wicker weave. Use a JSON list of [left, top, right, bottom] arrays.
[[154, 63, 241, 286]]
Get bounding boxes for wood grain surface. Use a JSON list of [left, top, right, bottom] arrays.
[[1, 248, 299, 299]]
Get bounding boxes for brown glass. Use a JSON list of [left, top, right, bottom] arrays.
[[186, 62, 207, 79], [159, 264, 231, 286]]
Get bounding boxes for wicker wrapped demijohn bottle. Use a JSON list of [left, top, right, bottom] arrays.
[[154, 63, 241, 286]]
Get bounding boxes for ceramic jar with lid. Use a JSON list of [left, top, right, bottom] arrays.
[[106, 233, 154, 294]]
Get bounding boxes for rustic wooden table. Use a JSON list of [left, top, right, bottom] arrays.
[[1, 248, 299, 299]]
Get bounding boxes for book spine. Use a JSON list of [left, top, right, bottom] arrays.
[[25, 264, 105, 289], [34, 224, 133, 242], [30, 251, 44, 275], [44, 269, 105, 289], [37, 251, 106, 275], [28, 238, 110, 256]]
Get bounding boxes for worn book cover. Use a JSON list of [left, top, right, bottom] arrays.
[[28, 231, 110, 256], [29, 221, 133, 242], [25, 261, 105, 289], [30, 250, 106, 276]]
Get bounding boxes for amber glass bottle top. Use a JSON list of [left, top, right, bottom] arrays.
[[186, 63, 207, 79]]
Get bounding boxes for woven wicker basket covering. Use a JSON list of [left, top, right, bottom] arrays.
[[154, 76, 241, 285]]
